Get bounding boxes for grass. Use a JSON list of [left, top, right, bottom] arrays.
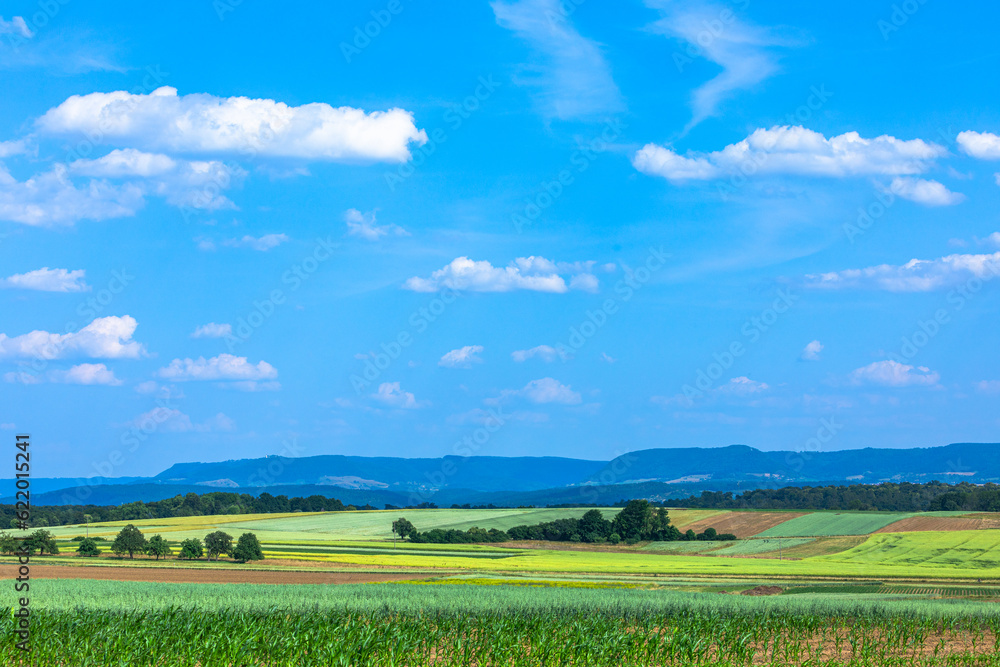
[[815, 530, 1000, 570]]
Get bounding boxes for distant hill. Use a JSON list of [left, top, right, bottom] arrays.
[[4, 442, 998, 507]]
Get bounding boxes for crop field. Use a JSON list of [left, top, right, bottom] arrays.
[[5, 581, 1000, 666], [680, 511, 806, 538]]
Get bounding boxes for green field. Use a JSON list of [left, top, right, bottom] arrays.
[[6, 581, 1000, 666], [756, 511, 919, 537]]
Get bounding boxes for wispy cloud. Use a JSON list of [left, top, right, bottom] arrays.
[[646, 1, 803, 129], [439, 345, 484, 369], [345, 208, 408, 240], [1, 267, 89, 292], [804, 251, 1000, 291], [492, 0, 624, 120]]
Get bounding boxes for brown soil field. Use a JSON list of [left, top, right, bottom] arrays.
[[4, 564, 434, 585], [682, 511, 806, 538], [877, 514, 1000, 533]]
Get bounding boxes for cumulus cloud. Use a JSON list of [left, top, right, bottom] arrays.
[[633, 126, 945, 181], [439, 345, 484, 368], [127, 408, 235, 433], [404, 256, 599, 293], [0, 163, 144, 226], [801, 340, 823, 361], [345, 208, 408, 240], [647, 1, 800, 129], [511, 345, 561, 362], [158, 354, 277, 381], [491, 0, 623, 120], [5, 363, 122, 386], [0, 140, 30, 158], [849, 360, 939, 387], [69, 148, 244, 210], [494, 377, 582, 405], [956, 131, 1000, 160], [371, 381, 426, 409], [1, 267, 89, 292], [191, 323, 232, 339], [804, 251, 1000, 292], [888, 177, 964, 206], [37, 87, 427, 163], [0, 316, 145, 360], [223, 234, 289, 251]]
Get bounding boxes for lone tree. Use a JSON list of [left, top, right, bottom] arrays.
[[612, 500, 652, 541], [232, 532, 264, 563], [146, 535, 172, 560], [77, 538, 101, 557], [23, 530, 59, 555], [204, 530, 233, 561], [179, 538, 204, 560], [112, 524, 147, 559], [391, 517, 416, 544]]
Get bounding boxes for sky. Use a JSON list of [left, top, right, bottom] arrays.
[[1, 0, 999, 478]]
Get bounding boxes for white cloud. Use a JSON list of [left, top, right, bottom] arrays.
[[5, 363, 122, 386], [50, 363, 121, 385], [127, 408, 235, 433], [1, 267, 89, 292], [491, 0, 623, 120], [222, 234, 289, 251], [158, 354, 277, 381], [600, 352, 616, 363], [516, 377, 582, 405], [191, 323, 232, 339], [801, 340, 823, 361], [0, 163, 144, 226], [69, 148, 244, 210], [849, 360, 939, 387], [956, 131, 1000, 160], [647, 1, 799, 129], [634, 126, 945, 181], [371, 381, 426, 409], [975, 380, 1000, 394], [804, 251, 1000, 292], [714, 376, 770, 396], [0, 140, 30, 158], [37, 87, 427, 163], [439, 345, 484, 368], [511, 345, 561, 362], [344, 208, 408, 240], [404, 256, 598, 293], [889, 177, 964, 207], [0, 16, 32, 38], [0, 316, 145, 360], [225, 381, 282, 392]]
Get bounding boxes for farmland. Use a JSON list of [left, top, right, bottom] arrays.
[[9, 506, 1000, 664]]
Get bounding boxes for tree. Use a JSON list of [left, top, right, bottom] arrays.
[[23, 530, 59, 555], [392, 517, 416, 544], [612, 499, 652, 541], [111, 524, 147, 559], [204, 530, 233, 561], [0, 531, 17, 555], [579, 509, 611, 541], [179, 538, 204, 560], [684, 529, 697, 541], [77, 538, 101, 557], [608, 533, 621, 545], [146, 535, 172, 560], [232, 532, 264, 562]]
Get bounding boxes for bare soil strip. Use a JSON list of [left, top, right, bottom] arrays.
[[682, 511, 807, 539], [6, 564, 433, 585], [877, 514, 1000, 533]]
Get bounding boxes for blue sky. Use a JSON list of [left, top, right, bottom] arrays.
[[1, 0, 999, 478]]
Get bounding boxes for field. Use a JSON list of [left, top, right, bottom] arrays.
[[5, 581, 1000, 665], [10, 507, 1000, 664]]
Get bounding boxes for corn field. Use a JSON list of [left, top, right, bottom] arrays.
[[5, 582, 1000, 666]]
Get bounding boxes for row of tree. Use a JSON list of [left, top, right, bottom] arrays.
[[97, 524, 265, 562], [391, 501, 737, 545], [0, 491, 370, 528], [668, 481, 1000, 512]]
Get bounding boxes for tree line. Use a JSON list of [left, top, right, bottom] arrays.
[[0, 524, 265, 563], [0, 491, 368, 528], [668, 481, 1000, 512], [391, 501, 737, 545]]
